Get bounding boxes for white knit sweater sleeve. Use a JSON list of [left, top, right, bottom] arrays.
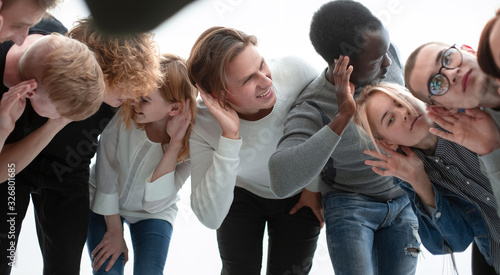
[[142, 159, 190, 214], [91, 115, 121, 216], [189, 128, 242, 229]]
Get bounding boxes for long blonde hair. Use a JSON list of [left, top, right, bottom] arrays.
[[120, 53, 198, 162], [353, 82, 420, 153]]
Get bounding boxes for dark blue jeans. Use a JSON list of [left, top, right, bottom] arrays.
[[217, 187, 321, 275], [87, 210, 173, 275]]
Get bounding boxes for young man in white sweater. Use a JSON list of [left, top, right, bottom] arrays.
[[187, 26, 322, 274]]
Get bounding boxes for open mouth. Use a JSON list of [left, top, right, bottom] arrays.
[[257, 88, 272, 98], [462, 70, 472, 92], [410, 116, 419, 130]]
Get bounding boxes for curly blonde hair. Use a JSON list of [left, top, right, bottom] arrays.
[[68, 17, 162, 100], [19, 33, 105, 121]]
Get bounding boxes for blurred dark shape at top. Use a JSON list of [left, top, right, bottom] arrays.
[[84, 0, 195, 35]]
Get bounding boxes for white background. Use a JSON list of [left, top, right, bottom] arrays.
[[10, 0, 500, 274]]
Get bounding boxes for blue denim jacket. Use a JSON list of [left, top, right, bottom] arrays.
[[398, 180, 491, 262]]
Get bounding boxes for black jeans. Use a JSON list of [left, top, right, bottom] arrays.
[[472, 241, 498, 275], [217, 187, 321, 275], [0, 158, 89, 275]]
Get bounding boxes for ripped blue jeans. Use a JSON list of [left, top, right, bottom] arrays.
[[323, 192, 420, 275]]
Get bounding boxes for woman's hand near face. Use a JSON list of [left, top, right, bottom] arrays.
[[427, 108, 500, 156], [364, 144, 435, 207], [364, 144, 422, 182], [151, 99, 192, 182], [166, 98, 192, 145], [197, 85, 240, 140]]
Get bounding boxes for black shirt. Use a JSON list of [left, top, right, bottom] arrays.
[[1, 15, 68, 144], [1, 16, 116, 182]]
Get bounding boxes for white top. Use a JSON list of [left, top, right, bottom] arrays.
[[189, 56, 318, 229], [89, 114, 190, 225]]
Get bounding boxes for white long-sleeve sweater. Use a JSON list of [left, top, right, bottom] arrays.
[[89, 114, 190, 225], [189, 56, 318, 229]]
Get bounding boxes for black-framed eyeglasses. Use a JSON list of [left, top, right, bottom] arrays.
[[428, 44, 463, 99]]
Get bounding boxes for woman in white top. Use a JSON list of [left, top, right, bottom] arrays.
[[187, 26, 322, 274], [87, 54, 197, 275]]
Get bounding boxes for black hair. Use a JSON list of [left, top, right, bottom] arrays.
[[310, 0, 383, 64]]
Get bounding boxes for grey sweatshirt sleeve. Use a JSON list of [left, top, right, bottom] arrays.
[[269, 100, 341, 198], [480, 148, 500, 216]]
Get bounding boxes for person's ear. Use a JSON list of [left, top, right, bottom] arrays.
[[168, 102, 181, 116], [26, 89, 36, 98], [427, 105, 458, 116], [460, 44, 476, 55], [377, 139, 399, 151]]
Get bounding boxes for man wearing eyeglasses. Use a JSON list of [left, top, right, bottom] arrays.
[[405, 41, 500, 275], [405, 42, 500, 110]]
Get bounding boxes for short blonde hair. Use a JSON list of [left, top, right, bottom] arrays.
[[19, 33, 105, 121], [353, 82, 420, 153], [120, 54, 198, 162], [68, 17, 162, 100]]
